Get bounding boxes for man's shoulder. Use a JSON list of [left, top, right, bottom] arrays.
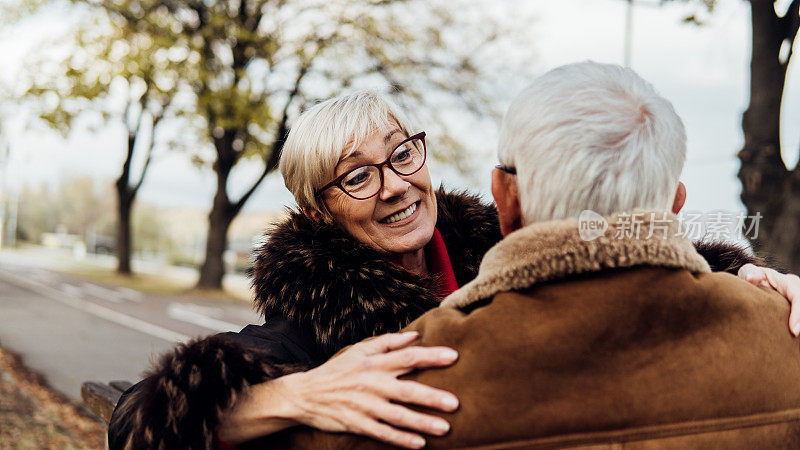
[[410, 265, 791, 353]]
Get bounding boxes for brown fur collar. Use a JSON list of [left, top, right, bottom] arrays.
[[249, 187, 502, 358], [442, 210, 713, 309]]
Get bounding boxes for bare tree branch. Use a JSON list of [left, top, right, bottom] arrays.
[[231, 63, 310, 216], [132, 103, 169, 194], [781, 0, 800, 65]]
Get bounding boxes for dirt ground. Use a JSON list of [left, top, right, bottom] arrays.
[[0, 345, 105, 450]]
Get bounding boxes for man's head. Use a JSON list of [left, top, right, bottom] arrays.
[[492, 61, 687, 236]]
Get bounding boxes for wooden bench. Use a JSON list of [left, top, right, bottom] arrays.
[[81, 380, 132, 423]]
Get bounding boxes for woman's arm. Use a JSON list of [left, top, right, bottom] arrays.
[[216, 331, 459, 449], [107, 334, 304, 450]]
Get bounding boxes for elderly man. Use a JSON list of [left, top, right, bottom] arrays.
[[261, 62, 800, 449]]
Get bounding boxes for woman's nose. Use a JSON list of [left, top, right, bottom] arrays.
[[379, 166, 411, 201]]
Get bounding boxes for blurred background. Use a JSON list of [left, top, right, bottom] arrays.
[[0, 0, 797, 447]]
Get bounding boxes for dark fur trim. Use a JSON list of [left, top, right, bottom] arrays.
[[249, 187, 501, 358], [109, 335, 303, 450], [692, 240, 763, 275]]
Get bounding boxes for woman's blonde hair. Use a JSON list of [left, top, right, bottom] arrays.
[[280, 90, 416, 215]]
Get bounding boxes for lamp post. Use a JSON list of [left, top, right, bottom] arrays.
[[0, 140, 7, 248], [624, 0, 634, 67]]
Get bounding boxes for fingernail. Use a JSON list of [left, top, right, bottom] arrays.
[[432, 420, 450, 434], [441, 396, 459, 410], [404, 331, 419, 338], [792, 322, 800, 336], [440, 349, 458, 360], [411, 436, 426, 448]]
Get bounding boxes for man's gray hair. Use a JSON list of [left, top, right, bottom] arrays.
[[498, 61, 686, 224]]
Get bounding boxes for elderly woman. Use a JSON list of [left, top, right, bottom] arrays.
[[108, 90, 800, 450]]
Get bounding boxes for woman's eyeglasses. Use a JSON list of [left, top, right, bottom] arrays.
[[316, 132, 427, 200]]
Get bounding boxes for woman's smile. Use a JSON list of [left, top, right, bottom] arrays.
[[379, 201, 420, 225]]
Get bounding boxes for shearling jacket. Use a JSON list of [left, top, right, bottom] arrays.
[[268, 210, 799, 449], [107, 194, 761, 450]]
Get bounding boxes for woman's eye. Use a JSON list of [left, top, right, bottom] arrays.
[[393, 148, 412, 163], [344, 169, 370, 187]]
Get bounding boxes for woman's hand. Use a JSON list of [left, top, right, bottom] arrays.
[[277, 331, 459, 449], [738, 263, 800, 336], [216, 331, 459, 449]]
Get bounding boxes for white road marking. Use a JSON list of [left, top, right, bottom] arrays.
[[59, 283, 83, 297], [167, 303, 240, 333], [116, 287, 144, 302], [30, 269, 55, 283], [80, 282, 124, 303], [0, 270, 189, 343]]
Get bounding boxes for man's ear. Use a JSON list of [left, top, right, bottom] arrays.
[[492, 168, 523, 236], [671, 181, 686, 214]]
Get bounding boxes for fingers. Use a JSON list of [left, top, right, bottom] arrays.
[[374, 346, 459, 374], [761, 267, 791, 292], [361, 398, 451, 439], [738, 263, 770, 288], [789, 296, 800, 337], [380, 380, 459, 412], [355, 417, 427, 449], [761, 269, 800, 336], [738, 263, 760, 282], [358, 331, 420, 356], [740, 264, 800, 337]]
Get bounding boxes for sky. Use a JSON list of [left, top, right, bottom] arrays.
[[0, 0, 798, 216]]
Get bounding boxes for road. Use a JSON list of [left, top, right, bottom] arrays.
[[0, 256, 262, 402]]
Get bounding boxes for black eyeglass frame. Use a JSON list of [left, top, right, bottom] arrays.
[[315, 131, 427, 200], [495, 164, 517, 175]]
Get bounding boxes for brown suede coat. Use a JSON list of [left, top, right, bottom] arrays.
[[268, 211, 800, 449]]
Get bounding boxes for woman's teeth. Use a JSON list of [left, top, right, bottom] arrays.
[[382, 203, 417, 224]]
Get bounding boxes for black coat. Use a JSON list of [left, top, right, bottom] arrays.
[[107, 188, 757, 449]]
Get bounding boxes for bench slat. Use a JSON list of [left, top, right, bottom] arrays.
[[81, 381, 124, 423]]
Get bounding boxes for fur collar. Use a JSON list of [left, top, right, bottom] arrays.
[[441, 210, 712, 309], [249, 187, 501, 358]]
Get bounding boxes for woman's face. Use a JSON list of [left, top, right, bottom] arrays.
[[321, 127, 437, 255]]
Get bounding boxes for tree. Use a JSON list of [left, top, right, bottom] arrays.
[[16, 176, 171, 256], [644, 0, 800, 271], [74, 0, 520, 289], [737, 0, 800, 272], [18, 6, 181, 274]]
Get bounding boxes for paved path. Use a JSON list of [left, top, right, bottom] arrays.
[[0, 259, 262, 402]]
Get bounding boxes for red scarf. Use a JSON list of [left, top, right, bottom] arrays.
[[425, 228, 460, 298], [387, 227, 459, 299]]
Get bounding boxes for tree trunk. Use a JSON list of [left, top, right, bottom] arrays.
[[196, 131, 237, 290], [737, 0, 800, 271], [115, 181, 133, 276], [196, 195, 234, 289], [114, 129, 137, 276]]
